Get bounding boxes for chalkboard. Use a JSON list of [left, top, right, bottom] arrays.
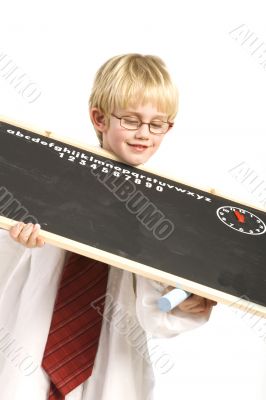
[[0, 117, 266, 316]]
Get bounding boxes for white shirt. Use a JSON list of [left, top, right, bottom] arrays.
[[0, 229, 209, 400]]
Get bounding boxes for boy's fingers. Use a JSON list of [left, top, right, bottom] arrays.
[[207, 299, 217, 307], [36, 237, 45, 247], [9, 222, 25, 239], [23, 224, 45, 248], [186, 304, 206, 313], [181, 295, 202, 308], [34, 224, 45, 246], [178, 302, 203, 313], [9, 222, 45, 248], [25, 224, 40, 247], [186, 300, 216, 315], [20, 223, 34, 243], [27, 224, 45, 248], [178, 295, 215, 314]]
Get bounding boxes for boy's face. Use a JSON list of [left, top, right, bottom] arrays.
[[91, 103, 171, 166]]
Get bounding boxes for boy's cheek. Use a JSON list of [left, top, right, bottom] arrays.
[[153, 138, 164, 151]]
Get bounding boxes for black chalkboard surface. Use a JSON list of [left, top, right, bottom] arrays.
[[0, 117, 266, 316]]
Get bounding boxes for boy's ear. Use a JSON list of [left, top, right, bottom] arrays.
[[90, 108, 107, 132]]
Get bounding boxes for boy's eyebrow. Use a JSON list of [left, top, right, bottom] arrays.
[[122, 111, 167, 120]]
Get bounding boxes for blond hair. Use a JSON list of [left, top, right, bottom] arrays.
[[89, 53, 179, 145]]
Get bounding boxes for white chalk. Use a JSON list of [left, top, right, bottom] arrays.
[[158, 288, 191, 312]]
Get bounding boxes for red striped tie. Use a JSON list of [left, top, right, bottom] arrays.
[[42, 253, 109, 399]]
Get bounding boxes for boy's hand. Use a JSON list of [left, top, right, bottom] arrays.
[[177, 294, 217, 315], [9, 222, 45, 248], [163, 286, 217, 316]]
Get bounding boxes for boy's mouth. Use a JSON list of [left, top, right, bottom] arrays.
[[128, 143, 149, 151]]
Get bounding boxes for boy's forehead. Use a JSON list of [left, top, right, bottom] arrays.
[[115, 103, 167, 118]]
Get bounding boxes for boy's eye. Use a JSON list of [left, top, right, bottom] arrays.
[[123, 117, 140, 126], [150, 121, 164, 128], [150, 122, 163, 127]]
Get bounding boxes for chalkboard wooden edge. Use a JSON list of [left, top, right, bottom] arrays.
[[1, 215, 265, 318], [1, 114, 265, 214]]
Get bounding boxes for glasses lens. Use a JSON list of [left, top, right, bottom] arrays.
[[149, 121, 169, 134], [121, 117, 140, 130]]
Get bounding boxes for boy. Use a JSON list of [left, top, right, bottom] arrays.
[[2, 54, 215, 399]]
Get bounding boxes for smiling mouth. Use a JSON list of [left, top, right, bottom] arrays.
[[128, 143, 149, 150]]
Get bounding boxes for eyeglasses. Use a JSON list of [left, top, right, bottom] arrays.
[[111, 114, 173, 135]]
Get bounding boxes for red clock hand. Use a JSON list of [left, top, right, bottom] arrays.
[[234, 210, 245, 223]]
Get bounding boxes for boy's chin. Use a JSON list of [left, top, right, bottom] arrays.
[[120, 153, 152, 167], [103, 145, 154, 166]]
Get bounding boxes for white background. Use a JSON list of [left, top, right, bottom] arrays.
[[0, 1, 265, 399]]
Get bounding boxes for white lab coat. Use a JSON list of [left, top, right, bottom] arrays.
[[0, 229, 209, 399]]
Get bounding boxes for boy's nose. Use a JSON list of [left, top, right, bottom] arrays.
[[135, 123, 150, 138]]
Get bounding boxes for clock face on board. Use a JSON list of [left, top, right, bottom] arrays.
[[216, 206, 266, 235]]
